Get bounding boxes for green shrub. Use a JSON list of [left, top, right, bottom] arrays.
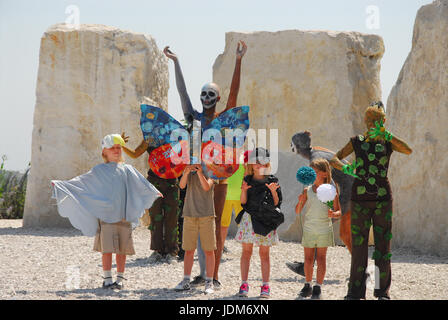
[[0, 155, 29, 219]]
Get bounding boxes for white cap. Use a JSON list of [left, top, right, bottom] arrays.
[[101, 134, 125, 149]]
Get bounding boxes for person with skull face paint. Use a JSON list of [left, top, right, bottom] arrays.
[[164, 41, 247, 289]]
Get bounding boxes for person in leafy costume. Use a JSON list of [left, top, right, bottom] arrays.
[[330, 102, 412, 300]]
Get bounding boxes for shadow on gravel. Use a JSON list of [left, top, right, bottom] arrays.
[[0, 226, 82, 237]]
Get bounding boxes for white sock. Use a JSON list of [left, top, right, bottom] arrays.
[[314, 282, 322, 287], [206, 277, 213, 283], [116, 272, 125, 284], [183, 275, 191, 282], [103, 270, 113, 285], [262, 282, 269, 286]]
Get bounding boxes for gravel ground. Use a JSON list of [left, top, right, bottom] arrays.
[[1, 219, 447, 300]]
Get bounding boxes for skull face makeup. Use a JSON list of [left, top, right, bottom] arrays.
[[200, 82, 220, 109]]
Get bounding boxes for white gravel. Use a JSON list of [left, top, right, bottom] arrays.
[[1, 219, 447, 300]]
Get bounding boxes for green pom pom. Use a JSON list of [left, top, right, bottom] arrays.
[[354, 236, 364, 246], [354, 203, 362, 212], [379, 156, 388, 166], [383, 253, 392, 261], [364, 220, 372, 229], [357, 186, 366, 195], [356, 157, 364, 167], [380, 272, 387, 279], [375, 208, 382, 215], [375, 144, 385, 153], [362, 207, 370, 215], [357, 266, 365, 273], [374, 226, 383, 234], [368, 153, 376, 161], [361, 142, 370, 151], [368, 177, 376, 185], [378, 188, 387, 197], [369, 165, 379, 175], [351, 225, 361, 235], [385, 232, 393, 241], [385, 210, 393, 221], [372, 250, 382, 260], [380, 170, 387, 178], [358, 169, 366, 176]]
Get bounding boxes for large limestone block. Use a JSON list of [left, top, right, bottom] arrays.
[[23, 24, 168, 228], [214, 30, 384, 241], [386, 1, 448, 256], [213, 30, 384, 153]]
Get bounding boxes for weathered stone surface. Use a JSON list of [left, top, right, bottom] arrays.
[[386, 0, 448, 256], [23, 24, 168, 228], [214, 30, 384, 241]]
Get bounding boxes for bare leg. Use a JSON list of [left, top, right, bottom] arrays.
[[183, 250, 195, 276], [315, 247, 328, 285], [304, 248, 315, 283], [240, 243, 253, 282], [204, 250, 215, 279], [340, 211, 352, 254], [116, 254, 126, 273], [259, 245, 270, 283], [102, 253, 112, 271]]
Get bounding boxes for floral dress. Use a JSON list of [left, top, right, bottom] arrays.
[[235, 175, 281, 247]]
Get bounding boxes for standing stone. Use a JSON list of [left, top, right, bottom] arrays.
[[23, 24, 168, 228], [213, 30, 384, 241], [387, 0, 448, 256]]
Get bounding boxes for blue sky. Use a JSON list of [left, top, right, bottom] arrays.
[[0, 0, 432, 171]]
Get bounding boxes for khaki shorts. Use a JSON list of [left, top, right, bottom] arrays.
[[93, 220, 135, 255], [182, 216, 216, 251], [301, 230, 335, 248]]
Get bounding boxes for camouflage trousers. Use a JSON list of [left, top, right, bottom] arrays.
[[148, 177, 180, 256], [347, 200, 393, 299]]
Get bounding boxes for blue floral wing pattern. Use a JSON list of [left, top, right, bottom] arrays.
[[140, 104, 186, 147]]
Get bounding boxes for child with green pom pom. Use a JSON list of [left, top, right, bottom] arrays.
[[330, 102, 412, 300]]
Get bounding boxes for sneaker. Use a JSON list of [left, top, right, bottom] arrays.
[[298, 283, 312, 299], [286, 261, 305, 277], [148, 251, 163, 263], [112, 275, 126, 290], [260, 284, 270, 299], [213, 279, 222, 290], [311, 285, 322, 300], [238, 283, 249, 297], [102, 277, 114, 289], [164, 253, 176, 265], [204, 280, 214, 295], [190, 275, 206, 287], [174, 279, 191, 291], [377, 295, 391, 300]]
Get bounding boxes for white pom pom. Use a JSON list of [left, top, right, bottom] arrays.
[[316, 184, 337, 203]]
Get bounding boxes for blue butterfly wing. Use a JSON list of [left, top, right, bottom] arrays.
[[203, 106, 250, 147], [140, 104, 186, 148]]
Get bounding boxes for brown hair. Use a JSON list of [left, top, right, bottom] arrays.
[[310, 158, 332, 184]]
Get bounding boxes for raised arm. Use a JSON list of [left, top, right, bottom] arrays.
[[120, 132, 148, 159], [222, 41, 247, 112], [163, 46, 195, 125], [390, 136, 413, 155]]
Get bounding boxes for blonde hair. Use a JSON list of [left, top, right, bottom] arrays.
[[310, 158, 332, 184], [245, 162, 271, 176]]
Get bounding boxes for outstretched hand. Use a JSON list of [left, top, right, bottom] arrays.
[[121, 131, 129, 143], [236, 40, 247, 59], [342, 159, 361, 180], [163, 46, 178, 61]]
